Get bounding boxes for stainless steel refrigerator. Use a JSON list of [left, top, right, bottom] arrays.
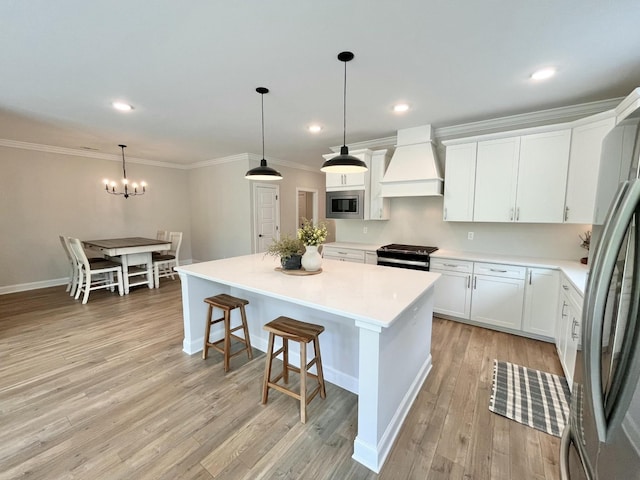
[[560, 88, 640, 479]]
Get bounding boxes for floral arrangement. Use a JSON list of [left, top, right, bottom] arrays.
[[297, 218, 328, 246], [265, 234, 304, 260], [579, 230, 591, 250]]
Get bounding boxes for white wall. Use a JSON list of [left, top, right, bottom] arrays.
[[0, 146, 191, 289], [334, 196, 590, 261]]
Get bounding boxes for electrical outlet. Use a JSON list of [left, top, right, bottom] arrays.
[[467, 231, 474, 240], [363, 226, 368, 234]]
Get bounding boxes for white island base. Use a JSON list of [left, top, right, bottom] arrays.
[[176, 254, 439, 473]]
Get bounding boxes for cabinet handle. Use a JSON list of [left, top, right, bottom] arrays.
[[473, 276, 477, 289], [489, 268, 508, 273], [467, 275, 471, 289], [443, 263, 460, 268], [565, 206, 569, 221], [516, 207, 520, 221], [561, 301, 568, 318], [571, 319, 580, 340], [529, 271, 532, 285], [444, 207, 447, 220], [562, 284, 569, 291], [509, 208, 514, 221]]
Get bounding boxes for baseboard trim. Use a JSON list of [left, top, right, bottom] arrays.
[[1, 259, 195, 295]]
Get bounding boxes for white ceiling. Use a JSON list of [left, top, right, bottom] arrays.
[[1, 1, 639, 168]]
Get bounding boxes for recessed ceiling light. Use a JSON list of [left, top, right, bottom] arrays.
[[112, 101, 134, 111], [530, 68, 556, 81], [393, 103, 410, 113], [308, 124, 323, 133]]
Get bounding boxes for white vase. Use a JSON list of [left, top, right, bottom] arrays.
[[301, 245, 322, 272]]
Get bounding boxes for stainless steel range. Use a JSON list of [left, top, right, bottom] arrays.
[[376, 244, 438, 271]]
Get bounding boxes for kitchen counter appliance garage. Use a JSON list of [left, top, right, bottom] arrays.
[[377, 244, 439, 271]]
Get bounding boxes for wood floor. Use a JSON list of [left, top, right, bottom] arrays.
[[0, 279, 563, 479]]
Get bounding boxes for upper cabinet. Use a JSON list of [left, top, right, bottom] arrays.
[[443, 111, 615, 224], [443, 143, 476, 221], [564, 116, 616, 224]]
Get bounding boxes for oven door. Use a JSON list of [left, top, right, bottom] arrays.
[[377, 257, 430, 271]]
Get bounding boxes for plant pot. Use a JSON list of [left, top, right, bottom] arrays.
[[301, 245, 322, 272], [281, 254, 302, 270]]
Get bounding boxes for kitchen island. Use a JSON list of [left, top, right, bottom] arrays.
[[176, 254, 439, 473]]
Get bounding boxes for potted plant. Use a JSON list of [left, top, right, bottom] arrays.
[[265, 234, 304, 270], [297, 219, 328, 272]]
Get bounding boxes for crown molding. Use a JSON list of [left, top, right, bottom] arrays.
[[434, 97, 622, 141], [189, 152, 319, 173], [330, 135, 397, 153], [0, 139, 189, 169]]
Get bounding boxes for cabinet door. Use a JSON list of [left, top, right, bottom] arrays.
[[516, 129, 571, 223], [431, 268, 472, 319], [564, 117, 615, 224], [473, 137, 520, 222], [367, 150, 390, 220], [322, 246, 365, 263], [443, 142, 477, 221], [470, 274, 525, 329], [522, 268, 559, 338], [364, 251, 378, 265]]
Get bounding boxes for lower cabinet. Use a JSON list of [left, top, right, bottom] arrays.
[[433, 258, 561, 342], [431, 259, 473, 319], [322, 246, 365, 263], [523, 268, 560, 338], [555, 276, 583, 388], [470, 263, 526, 330]]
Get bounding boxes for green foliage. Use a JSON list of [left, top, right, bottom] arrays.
[[265, 234, 304, 260]]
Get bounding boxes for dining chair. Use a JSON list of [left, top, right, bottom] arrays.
[[59, 235, 104, 297], [153, 231, 183, 288], [68, 237, 124, 304], [153, 229, 169, 258]]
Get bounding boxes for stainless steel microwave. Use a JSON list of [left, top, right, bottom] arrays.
[[326, 190, 364, 219]]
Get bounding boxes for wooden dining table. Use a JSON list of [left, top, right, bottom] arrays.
[[82, 237, 171, 294]]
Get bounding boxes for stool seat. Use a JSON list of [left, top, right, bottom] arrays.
[[261, 316, 326, 423], [203, 293, 252, 372]]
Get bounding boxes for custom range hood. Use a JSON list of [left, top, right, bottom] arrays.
[[380, 125, 443, 197]]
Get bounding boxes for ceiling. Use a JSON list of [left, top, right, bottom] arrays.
[[1, 1, 639, 168]]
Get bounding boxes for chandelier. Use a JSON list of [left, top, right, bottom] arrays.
[[103, 144, 146, 198]]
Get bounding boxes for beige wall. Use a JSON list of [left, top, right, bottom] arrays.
[[335, 196, 591, 261], [0, 146, 191, 289], [187, 157, 327, 261]]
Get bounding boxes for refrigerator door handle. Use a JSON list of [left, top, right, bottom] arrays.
[[585, 179, 640, 442], [560, 425, 571, 480]]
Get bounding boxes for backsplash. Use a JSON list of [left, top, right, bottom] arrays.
[[332, 196, 590, 261]]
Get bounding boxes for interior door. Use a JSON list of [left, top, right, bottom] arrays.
[[253, 183, 280, 253]]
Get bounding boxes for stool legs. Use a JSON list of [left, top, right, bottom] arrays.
[[223, 309, 231, 372], [203, 301, 252, 372], [300, 341, 307, 423]]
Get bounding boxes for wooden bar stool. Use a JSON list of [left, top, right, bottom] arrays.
[[261, 316, 326, 423], [202, 294, 253, 372]]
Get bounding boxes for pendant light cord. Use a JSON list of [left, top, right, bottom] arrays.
[[261, 92, 265, 159], [120, 145, 127, 180], [342, 59, 347, 147]]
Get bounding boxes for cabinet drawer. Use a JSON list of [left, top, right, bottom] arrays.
[[474, 262, 526, 279], [430, 258, 473, 273], [560, 278, 583, 309], [322, 247, 365, 262]]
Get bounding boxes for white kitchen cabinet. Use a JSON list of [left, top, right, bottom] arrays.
[[516, 129, 571, 223], [364, 250, 378, 265], [555, 275, 583, 388], [522, 268, 559, 338], [322, 246, 365, 263], [324, 151, 369, 191], [443, 142, 476, 221], [473, 137, 520, 222], [470, 262, 526, 330], [366, 149, 391, 220], [564, 115, 616, 224], [431, 259, 473, 319]]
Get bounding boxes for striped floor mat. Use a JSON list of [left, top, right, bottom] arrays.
[[489, 360, 571, 437]]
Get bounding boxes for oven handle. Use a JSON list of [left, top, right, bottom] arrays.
[[377, 257, 429, 268]]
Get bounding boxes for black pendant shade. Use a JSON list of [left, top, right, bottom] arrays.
[[321, 51, 368, 174], [245, 87, 283, 181]]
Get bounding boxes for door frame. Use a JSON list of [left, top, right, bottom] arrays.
[[252, 182, 281, 254]]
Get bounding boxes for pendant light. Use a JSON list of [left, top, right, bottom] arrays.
[[321, 51, 368, 173], [245, 87, 283, 181], [103, 145, 146, 198]]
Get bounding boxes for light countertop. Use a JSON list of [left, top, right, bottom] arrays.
[[176, 253, 440, 328], [432, 249, 589, 295], [323, 241, 383, 252]]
